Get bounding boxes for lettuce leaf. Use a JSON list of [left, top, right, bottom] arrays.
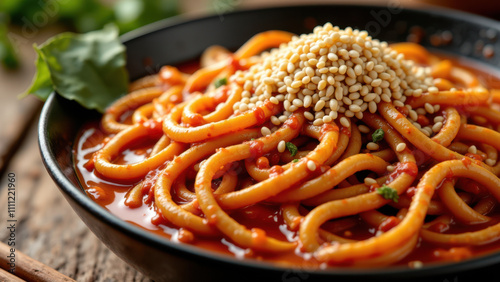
[[20, 24, 128, 113]]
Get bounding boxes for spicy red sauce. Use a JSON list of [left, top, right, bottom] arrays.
[[73, 56, 500, 270]]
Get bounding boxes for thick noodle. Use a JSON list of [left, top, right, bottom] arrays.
[[75, 25, 500, 268]]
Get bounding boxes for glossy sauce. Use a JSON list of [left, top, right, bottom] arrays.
[[74, 57, 500, 269]]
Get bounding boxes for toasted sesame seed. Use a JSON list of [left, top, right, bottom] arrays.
[[304, 111, 314, 120], [314, 100, 326, 111], [313, 118, 324, 126], [358, 125, 370, 133], [409, 110, 418, 121], [293, 98, 304, 107], [368, 101, 378, 113], [340, 117, 350, 127], [468, 145, 477, 154], [364, 177, 377, 185], [366, 142, 379, 150], [485, 158, 496, 166], [270, 116, 281, 125], [307, 160, 317, 171], [261, 126, 272, 136], [387, 165, 395, 172], [434, 116, 444, 123], [277, 140, 286, 153], [396, 143, 406, 152], [349, 104, 361, 113], [432, 122, 443, 133], [263, 77, 274, 85], [424, 103, 435, 114], [393, 100, 405, 107], [270, 97, 279, 104], [423, 126, 433, 136], [428, 86, 439, 93], [231, 23, 434, 128]]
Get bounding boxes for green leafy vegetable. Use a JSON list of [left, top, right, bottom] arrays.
[[286, 142, 298, 157], [20, 25, 128, 113], [372, 128, 385, 143], [0, 14, 19, 69], [376, 185, 399, 203], [113, 0, 179, 34], [0, 0, 179, 34], [214, 77, 227, 88]]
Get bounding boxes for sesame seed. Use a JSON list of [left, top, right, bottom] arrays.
[[277, 140, 286, 153], [366, 142, 379, 150], [434, 116, 444, 123], [409, 110, 418, 121], [339, 117, 350, 127], [314, 100, 326, 111], [269, 97, 279, 104], [432, 122, 443, 133], [263, 77, 274, 85], [393, 100, 405, 107], [417, 127, 429, 136], [368, 101, 377, 113], [313, 118, 324, 126], [261, 126, 272, 136], [230, 23, 435, 128], [307, 160, 317, 171], [424, 103, 435, 114], [396, 143, 406, 152], [293, 98, 304, 107], [358, 125, 370, 133], [349, 104, 361, 113], [322, 115, 332, 123], [364, 177, 377, 185], [428, 86, 439, 93], [381, 94, 391, 103], [270, 116, 281, 125], [468, 145, 477, 154], [485, 159, 496, 166]]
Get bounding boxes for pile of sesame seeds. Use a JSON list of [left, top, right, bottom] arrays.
[[231, 23, 436, 128]]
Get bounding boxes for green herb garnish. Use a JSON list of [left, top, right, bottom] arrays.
[[372, 128, 385, 143], [376, 185, 399, 203], [286, 142, 298, 157], [20, 25, 128, 113], [292, 159, 299, 163], [214, 77, 227, 88]]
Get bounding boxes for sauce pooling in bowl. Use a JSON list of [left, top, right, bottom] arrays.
[[74, 23, 500, 269]]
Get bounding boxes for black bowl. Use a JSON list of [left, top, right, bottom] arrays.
[[39, 4, 500, 282]]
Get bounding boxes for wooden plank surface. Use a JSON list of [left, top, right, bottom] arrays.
[[0, 119, 152, 281]]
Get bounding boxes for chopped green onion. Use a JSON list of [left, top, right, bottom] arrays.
[[214, 77, 227, 88], [372, 128, 385, 143], [376, 185, 399, 203], [285, 142, 298, 157]]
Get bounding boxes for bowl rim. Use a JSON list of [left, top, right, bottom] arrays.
[[38, 3, 500, 278]]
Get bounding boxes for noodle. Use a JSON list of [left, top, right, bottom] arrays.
[[75, 23, 500, 268]]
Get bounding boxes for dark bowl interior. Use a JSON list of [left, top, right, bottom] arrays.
[[39, 4, 500, 282]]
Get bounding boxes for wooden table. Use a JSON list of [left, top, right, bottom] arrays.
[[1, 1, 500, 281]]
